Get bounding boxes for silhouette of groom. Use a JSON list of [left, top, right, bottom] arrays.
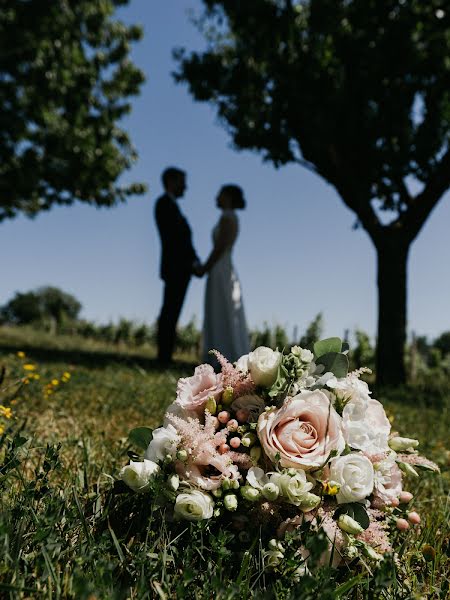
[[154, 167, 201, 364]]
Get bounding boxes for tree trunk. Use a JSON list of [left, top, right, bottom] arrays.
[[375, 235, 410, 386]]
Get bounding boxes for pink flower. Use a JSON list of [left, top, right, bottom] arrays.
[[257, 390, 345, 471], [175, 364, 223, 416]]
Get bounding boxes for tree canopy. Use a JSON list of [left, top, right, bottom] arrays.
[[1, 286, 82, 326], [175, 0, 450, 384], [0, 0, 145, 222]]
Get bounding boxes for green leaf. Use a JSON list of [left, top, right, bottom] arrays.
[[128, 427, 153, 450], [334, 503, 370, 530], [316, 352, 349, 378], [314, 337, 342, 358]]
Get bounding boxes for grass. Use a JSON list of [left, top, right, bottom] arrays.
[[0, 325, 449, 599]]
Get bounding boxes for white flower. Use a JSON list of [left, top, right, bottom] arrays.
[[330, 454, 374, 504], [118, 459, 159, 492], [270, 471, 315, 508], [327, 375, 372, 403], [246, 466, 269, 490], [235, 354, 250, 373], [145, 424, 179, 463], [248, 346, 281, 387], [342, 399, 390, 455], [174, 490, 214, 521]]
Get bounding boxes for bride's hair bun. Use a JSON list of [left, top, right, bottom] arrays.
[[221, 184, 246, 209]]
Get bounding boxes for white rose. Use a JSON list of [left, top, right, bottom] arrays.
[[248, 347, 282, 387], [118, 459, 159, 492], [270, 471, 315, 508], [342, 398, 390, 455], [145, 424, 179, 463], [174, 490, 214, 521], [327, 376, 372, 403], [330, 454, 374, 504], [235, 354, 250, 373], [300, 348, 314, 363]]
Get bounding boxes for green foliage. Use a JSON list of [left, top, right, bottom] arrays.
[[1, 286, 82, 326], [0, 0, 146, 221], [128, 426, 153, 451]]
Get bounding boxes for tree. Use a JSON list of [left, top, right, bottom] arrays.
[[0, 0, 145, 221], [1, 286, 82, 327], [175, 1, 450, 385]]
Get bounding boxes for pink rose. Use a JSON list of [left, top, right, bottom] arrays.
[[257, 390, 345, 470], [175, 364, 223, 416], [372, 456, 403, 507]]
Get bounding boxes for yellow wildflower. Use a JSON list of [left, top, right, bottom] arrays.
[[32, 373, 40, 380], [23, 378, 30, 385], [0, 425, 4, 435], [51, 379, 59, 386], [63, 372, 71, 380], [17, 351, 26, 359], [23, 364, 36, 371], [0, 406, 12, 419]]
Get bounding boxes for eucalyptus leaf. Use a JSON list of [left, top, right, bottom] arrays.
[[316, 352, 349, 378], [314, 337, 342, 358], [128, 427, 153, 451]]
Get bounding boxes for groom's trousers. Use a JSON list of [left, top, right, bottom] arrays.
[[157, 273, 191, 363]]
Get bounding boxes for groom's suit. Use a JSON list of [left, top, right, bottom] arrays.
[[155, 192, 198, 362]]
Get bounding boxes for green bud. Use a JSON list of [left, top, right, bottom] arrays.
[[224, 493, 238, 512], [222, 477, 231, 491], [262, 482, 280, 501], [205, 396, 217, 414], [388, 436, 419, 452], [240, 485, 261, 502], [230, 478, 240, 490], [164, 454, 173, 464], [286, 468, 298, 477], [222, 386, 234, 405], [397, 461, 419, 478], [176, 449, 188, 462], [241, 432, 257, 448], [211, 488, 223, 498], [362, 544, 383, 561], [337, 514, 364, 535]]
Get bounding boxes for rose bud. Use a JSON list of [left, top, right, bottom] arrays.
[[230, 437, 241, 449], [222, 386, 234, 406], [219, 443, 230, 454], [227, 419, 239, 432], [408, 511, 421, 525], [262, 482, 280, 501], [396, 518, 410, 531], [389, 436, 419, 452], [176, 449, 188, 462], [399, 491, 413, 504], [240, 485, 261, 502], [218, 411, 231, 424]]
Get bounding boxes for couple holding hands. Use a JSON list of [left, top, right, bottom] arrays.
[[155, 167, 250, 366]]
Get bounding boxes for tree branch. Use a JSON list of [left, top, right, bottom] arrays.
[[403, 149, 450, 242]]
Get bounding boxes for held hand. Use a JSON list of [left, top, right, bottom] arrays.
[[192, 261, 206, 277]]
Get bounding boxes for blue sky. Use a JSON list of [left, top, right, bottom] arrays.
[[1, 0, 449, 341]]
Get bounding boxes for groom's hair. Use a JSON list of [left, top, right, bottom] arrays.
[[162, 166, 185, 189]]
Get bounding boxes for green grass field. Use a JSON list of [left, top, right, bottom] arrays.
[[0, 326, 449, 599]]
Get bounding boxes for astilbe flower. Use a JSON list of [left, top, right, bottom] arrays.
[[166, 411, 249, 484], [357, 509, 392, 554], [397, 453, 440, 472], [210, 350, 255, 397]]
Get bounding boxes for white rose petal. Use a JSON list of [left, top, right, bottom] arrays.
[[330, 454, 374, 504], [248, 347, 281, 387], [174, 490, 214, 521], [235, 354, 250, 374], [246, 466, 269, 490], [118, 459, 159, 492], [145, 424, 179, 463], [342, 399, 390, 455]]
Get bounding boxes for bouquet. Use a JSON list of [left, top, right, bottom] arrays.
[[117, 338, 439, 570]]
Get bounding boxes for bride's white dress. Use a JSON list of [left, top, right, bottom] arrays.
[[203, 210, 250, 363]]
